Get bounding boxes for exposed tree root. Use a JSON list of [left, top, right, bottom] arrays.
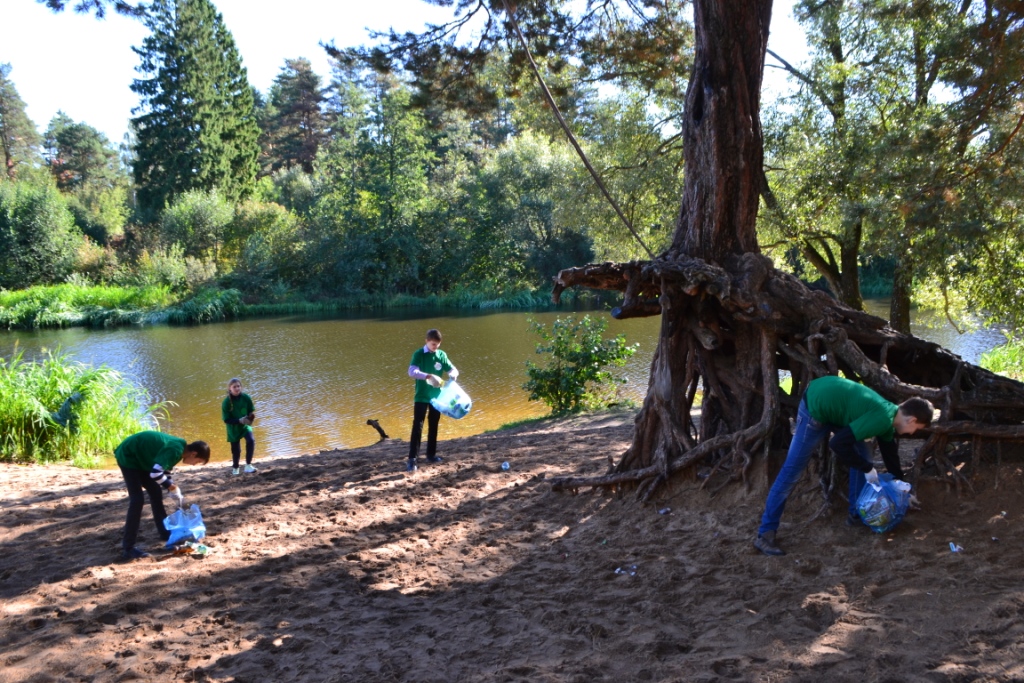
[[547, 253, 1024, 498]]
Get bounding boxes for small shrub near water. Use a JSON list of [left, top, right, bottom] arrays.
[[0, 349, 168, 467], [523, 315, 638, 415], [166, 287, 244, 324]]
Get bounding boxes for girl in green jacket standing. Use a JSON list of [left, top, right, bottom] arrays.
[[222, 378, 257, 475]]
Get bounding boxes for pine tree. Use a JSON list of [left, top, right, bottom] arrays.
[[262, 58, 327, 174], [130, 0, 259, 215], [0, 63, 41, 181], [44, 112, 122, 191]]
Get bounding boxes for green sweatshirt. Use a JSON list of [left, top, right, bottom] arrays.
[[222, 392, 255, 442], [806, 375, 898, 442]]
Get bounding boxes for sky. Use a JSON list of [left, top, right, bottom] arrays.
[[3, 0, 808, 146]]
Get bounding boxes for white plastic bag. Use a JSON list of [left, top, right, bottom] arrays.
[[164, 503, 206, 547], [431, 380, 472, 419]]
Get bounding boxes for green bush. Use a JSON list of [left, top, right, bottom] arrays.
[[126, 245, 188, 291], [166, 287, 243, 324], [523, 315, 637, 415], [67, 184, 129, 244], [0, 349, 167, 466], [161, 189, 234, 259], [0, 181, 82, 288], [233, 200, 303, 283]]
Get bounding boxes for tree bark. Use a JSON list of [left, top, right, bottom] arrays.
[[607, 0, 776, 495], [890, 257, 913, 334]]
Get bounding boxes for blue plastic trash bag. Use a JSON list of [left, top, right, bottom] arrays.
[[431, 380, 472, 419], [164, 504, 206, 547], [856, 473, 912, 533]]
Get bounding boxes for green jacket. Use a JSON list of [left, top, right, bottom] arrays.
[[806, 376, 898, 442], [222, 392, 255, 442], [114, 431, 186, 488]]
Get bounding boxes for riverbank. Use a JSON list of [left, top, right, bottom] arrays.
[[0, 283, 579, 330], [2, 409, 1022, 682]]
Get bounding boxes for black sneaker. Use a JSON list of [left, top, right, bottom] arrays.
[[753, 531, 785, 556], [122, 547, 150, 560], [426, 455, 443, 464], [406, 459, 417, 472]]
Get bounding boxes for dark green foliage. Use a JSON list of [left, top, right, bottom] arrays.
[[0, 181, 81, 288], [261, 58, 327, 175], [131, 0, 260, 215], [42, 112, 130, 243], [40, 0, 145, 18], [762, 0, 1024, 324], [166, 286, 242, 324], [306, 73, 433, 295], [160, 188, 233, 260], [43, 112, 122, 191], [337, 1, 693, 116], [523, 315, 637, 415], [227, 200, 302, 286]]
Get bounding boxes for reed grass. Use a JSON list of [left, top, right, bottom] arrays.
[[0, 348, 167, 467], [0, 283, 174, 329]]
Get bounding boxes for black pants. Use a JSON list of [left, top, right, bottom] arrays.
[[230, 432, 256, 468], [119, 465, 171, 551], [409, 401, 440, 460]]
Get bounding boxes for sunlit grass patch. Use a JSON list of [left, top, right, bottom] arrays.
[[0, 348, 168, 467]]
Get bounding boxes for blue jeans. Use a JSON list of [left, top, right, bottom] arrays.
[[758, 400, 869, 534]]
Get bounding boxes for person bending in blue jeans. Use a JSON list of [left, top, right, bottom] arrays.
[[754, 375, 934, 556]]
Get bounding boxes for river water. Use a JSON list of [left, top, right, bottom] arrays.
[[0, 302, 1005, 465]]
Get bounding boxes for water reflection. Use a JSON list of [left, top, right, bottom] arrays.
[[861, 300, 1007, 365], [0, 302, 1003, 466], [0, 311, 661, 464]]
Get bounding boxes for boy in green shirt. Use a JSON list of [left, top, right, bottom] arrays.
[[406, 328, 459, 472], [115, 430, 210, 560], [755, 375, 934, 556]]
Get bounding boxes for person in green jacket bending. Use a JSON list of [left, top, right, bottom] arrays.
[[115, 430, 210, 560], [754, 375, 934, 556]]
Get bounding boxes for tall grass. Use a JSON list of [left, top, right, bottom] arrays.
[[0, 349, 168, 467], [0, 283, 174, 329]]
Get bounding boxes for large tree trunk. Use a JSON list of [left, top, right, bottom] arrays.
[[890, 257, 913, 334], [609, 0, 775, 498]]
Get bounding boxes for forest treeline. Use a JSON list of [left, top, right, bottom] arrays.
[[1, 0, 1022, 337]]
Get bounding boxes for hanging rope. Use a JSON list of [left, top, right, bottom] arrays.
[[500, 0, 655, 259]]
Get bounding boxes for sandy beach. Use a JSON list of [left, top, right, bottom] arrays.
[[2, 409, 1023, 682]]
